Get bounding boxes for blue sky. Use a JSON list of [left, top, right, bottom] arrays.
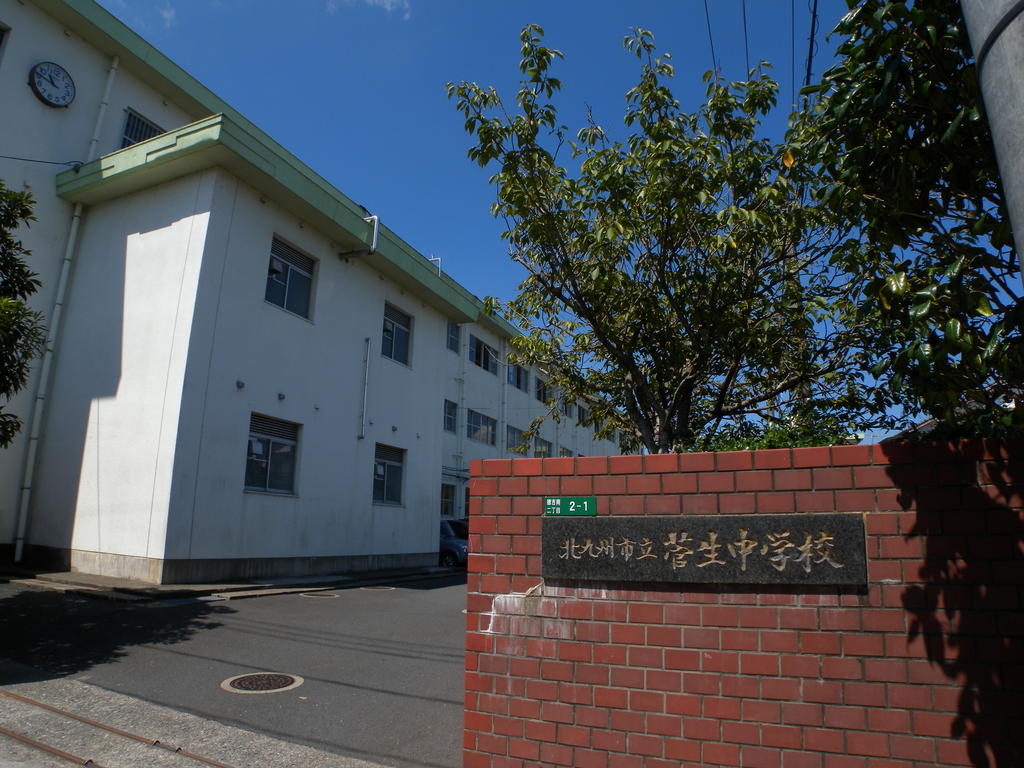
[[98, 0, 851, 304]]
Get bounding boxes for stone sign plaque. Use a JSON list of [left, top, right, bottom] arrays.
[[541, 513, 867, 586]]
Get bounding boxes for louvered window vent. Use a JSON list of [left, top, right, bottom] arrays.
[[121, 110, 164, 148]]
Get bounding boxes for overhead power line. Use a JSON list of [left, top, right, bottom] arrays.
[[742, 0, 750, 75], [791, 0, 796, 107], [703, 0, 719, 74], [0, 153, 82, 168], [803, 0, 820, 91]]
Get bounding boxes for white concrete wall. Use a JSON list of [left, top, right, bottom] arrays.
[[164, 173, 619, 563], [165, 177, 449, 561], [440, 323, 620, 517], [0, 0, 199, 548], [0, 0, 622, 574], [31, 171, 216, 562]]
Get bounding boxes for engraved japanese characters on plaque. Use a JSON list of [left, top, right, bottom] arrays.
[[541, 513, 867, 586]]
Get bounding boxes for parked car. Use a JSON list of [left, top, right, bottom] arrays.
[[439, 518, 469, 567]]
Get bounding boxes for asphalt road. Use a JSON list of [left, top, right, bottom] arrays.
[[0, 574, 466, 768]]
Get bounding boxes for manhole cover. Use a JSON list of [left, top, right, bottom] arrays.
[[360, 585, 395, 591], [300, 592, 339, 598], [220, 673, 304, 694]]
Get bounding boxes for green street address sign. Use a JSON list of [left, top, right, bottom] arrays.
[[544, 496, 597, 516]]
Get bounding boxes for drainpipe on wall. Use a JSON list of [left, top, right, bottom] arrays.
[[499, 338, 508, 456], [14, 55, 120, 562], [358, 337, 370, 439], [455, 328, 467, 512], [363, 215, 379, 255]]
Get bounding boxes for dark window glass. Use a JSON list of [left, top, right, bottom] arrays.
[[441, 483, 455, 517], [245, 416, 299, 494], [382, 306, 411, 364], [506, 425, 525, 452], [373, 444, 404, 504], [265, 241, 314, 319], [469, 335, 498, 374], [285, 270, 311, 317], [447, 322, 461, 352], [507, 364, 529, 391], [467, 409, 496, 445]]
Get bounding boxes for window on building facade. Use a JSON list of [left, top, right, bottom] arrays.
[[559, 396, 575, 418], [464, 486, 470, 516], [559, 447, 573, 458], [373, 444, 404, 504], [467, 409, 496, 445], [441, 483, 456, 517], [447, 322, 461, 352], [444, 399, 457, 433], [577, 404, 589, 425], [507, 363, 529, 392], [469, 335, 498, 374], [245, 413, 299, 494], [121, 109, 164, 148], [535, 378, 550, 404], [265, 238, 314, 318], [506, 425, 526, 453], [534, 437, 552, 458], [382, 304, 411, 364]]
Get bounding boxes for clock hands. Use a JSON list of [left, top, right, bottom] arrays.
[[30, 63, 75, 106]]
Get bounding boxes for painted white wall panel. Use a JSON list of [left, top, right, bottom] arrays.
[[31, 172, 215, 558]]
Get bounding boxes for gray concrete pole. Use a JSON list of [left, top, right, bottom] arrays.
[[961, 0, 1024, 281]]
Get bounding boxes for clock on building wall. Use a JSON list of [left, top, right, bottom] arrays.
[[28, 61, 75, 107]]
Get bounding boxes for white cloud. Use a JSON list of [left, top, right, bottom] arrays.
[[160, 5, 177, 29], [366, 0, 411, 18], [329, 0, 411, 21]]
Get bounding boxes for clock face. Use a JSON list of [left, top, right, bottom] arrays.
[[29, 62, 75, 107]]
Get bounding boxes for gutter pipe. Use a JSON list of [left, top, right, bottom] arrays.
[[363, 215, 379, 254], [14, 55, 120, 562]]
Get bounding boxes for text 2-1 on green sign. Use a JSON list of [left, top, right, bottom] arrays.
[[544, 496, 597, 516]]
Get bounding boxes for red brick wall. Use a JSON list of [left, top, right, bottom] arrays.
[[465, 441, 1024, 768]]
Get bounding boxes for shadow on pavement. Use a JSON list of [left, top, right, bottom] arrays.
[[0, 585, 232, 683], [386, 571, 467, 590]]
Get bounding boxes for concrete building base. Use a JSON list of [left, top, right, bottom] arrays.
[[25, 546, 437, 585]]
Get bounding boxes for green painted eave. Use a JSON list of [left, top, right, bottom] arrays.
[[38, 0, 517, 334], [56, 114, 507, 326], [34, 0, 253, 130]]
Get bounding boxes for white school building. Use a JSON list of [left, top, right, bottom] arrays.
[[0, 0, 620, 583]]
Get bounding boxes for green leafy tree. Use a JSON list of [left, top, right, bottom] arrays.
[[794, 0, 1022, 434], [0, 182, 46, 447], [449, 26, 876, 454]]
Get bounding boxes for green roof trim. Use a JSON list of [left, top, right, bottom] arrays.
[[39, 0, 517, 335], [56, 114, 512, 326]]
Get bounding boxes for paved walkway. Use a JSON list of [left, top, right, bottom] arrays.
[[0, 565, 465, 768], [2, 564, 456, 603], [0, 660, 386, 768]]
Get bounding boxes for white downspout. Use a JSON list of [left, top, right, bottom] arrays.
[[499, 339, 508, 456], [14, 55, 120, 562], [455, 329, 467, 512], [358, 337, 371, 439], [363, 215, 379, 254]]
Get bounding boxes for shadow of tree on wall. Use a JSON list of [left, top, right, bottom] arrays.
[[0, 583, 231, 682], [885, 441, 1024, 768]]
